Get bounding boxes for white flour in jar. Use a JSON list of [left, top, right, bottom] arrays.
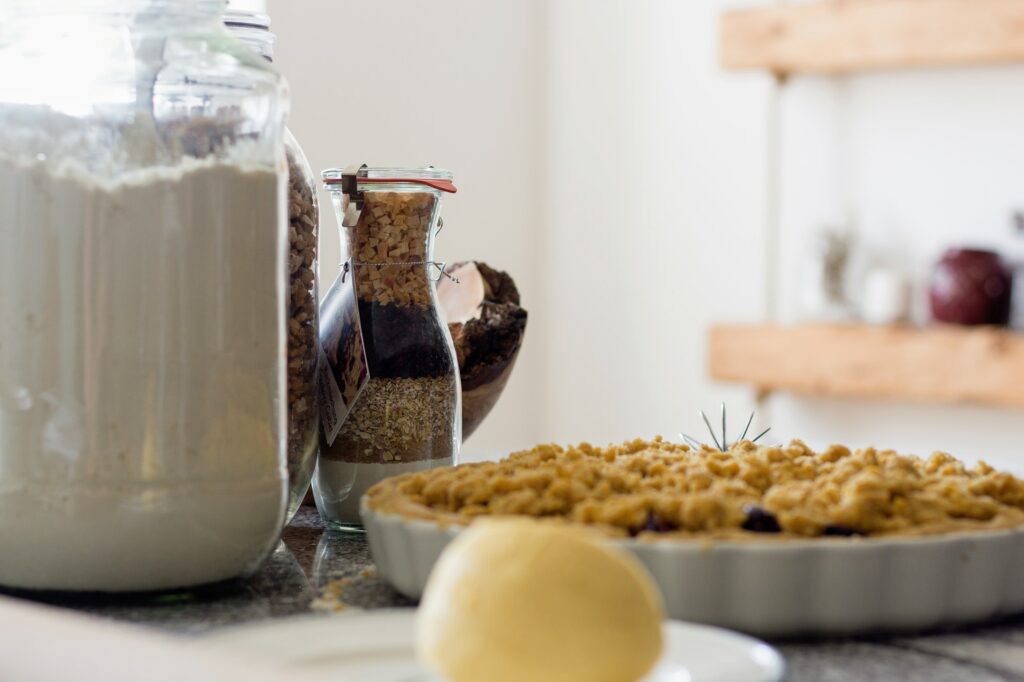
[[0, 155, 288, 591]]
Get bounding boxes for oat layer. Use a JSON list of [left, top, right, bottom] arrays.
[[366, 438, 1024, 539]]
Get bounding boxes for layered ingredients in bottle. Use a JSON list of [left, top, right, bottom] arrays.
[[314, 168, 461, 530]]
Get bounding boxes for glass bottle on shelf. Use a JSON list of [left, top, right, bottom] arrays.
[[315, 166, 461, 531], [0, 0, 289, 590], [225, 7, 320, 521]]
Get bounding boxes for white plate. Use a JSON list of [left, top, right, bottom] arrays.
[[363, 502, 1024, 636], [203, 610, 785, 682]]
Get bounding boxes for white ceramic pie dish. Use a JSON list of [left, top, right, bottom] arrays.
[[362, 500, 1024, 637]]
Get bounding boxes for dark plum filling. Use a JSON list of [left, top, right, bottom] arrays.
[[629, 511, 679, 537], [823, 525, 861, 537], [742, 505, 781, 533]]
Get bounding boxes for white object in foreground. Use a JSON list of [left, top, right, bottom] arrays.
[[0, 596, 329, 682], [204, 609, 785, 682], [362, 500, 1024, 637]]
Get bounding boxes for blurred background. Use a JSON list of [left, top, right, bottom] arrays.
[[264, 0, 1024, 468]]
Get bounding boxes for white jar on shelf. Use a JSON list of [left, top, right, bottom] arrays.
[[860, 266, 911, 325]]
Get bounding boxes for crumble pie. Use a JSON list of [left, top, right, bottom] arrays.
[[364, 438, 1024, 538]]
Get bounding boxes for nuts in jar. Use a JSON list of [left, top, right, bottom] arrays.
[[284, 143, 320, 518], [351, 191, 438, 307]]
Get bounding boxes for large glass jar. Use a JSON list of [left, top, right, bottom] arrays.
[[315, 167, 461, 531], [0, 0, 289, 591], [225, 8, 320, 522]]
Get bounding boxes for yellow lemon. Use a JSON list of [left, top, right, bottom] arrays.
[[416, 518, 664, 682]]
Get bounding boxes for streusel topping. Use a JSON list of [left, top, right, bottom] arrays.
[[365, 438, 1024, 538]]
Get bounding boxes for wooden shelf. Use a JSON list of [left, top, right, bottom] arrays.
[[709, 324, 1024, 409], [721, 0, 1024, 76]]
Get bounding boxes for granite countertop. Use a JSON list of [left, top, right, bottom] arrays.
[[9, 506, 1024, 682]]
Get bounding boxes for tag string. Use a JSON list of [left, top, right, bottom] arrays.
[[341, 261, 460, 285]]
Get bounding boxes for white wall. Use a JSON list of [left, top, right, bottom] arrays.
[[272, 0, 1022, 469], [541, 0, 772, 445], [270, 0, 546, 459], [272, 0, 773, 458], [774, 67, 1024, 471]]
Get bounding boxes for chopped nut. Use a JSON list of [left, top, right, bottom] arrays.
[[311, 578, 355, 613], [351, 192, 437, 306]]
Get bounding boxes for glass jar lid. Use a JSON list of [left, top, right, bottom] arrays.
[[223, 8, 270, 29], [224, 8, 274, 61], [322, 166, 457, 194]]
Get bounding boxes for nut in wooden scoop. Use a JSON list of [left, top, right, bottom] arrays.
[[437, 261, 527, 440]]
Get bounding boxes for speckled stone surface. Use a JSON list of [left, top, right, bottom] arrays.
[[8, 506, 1024, 681]]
